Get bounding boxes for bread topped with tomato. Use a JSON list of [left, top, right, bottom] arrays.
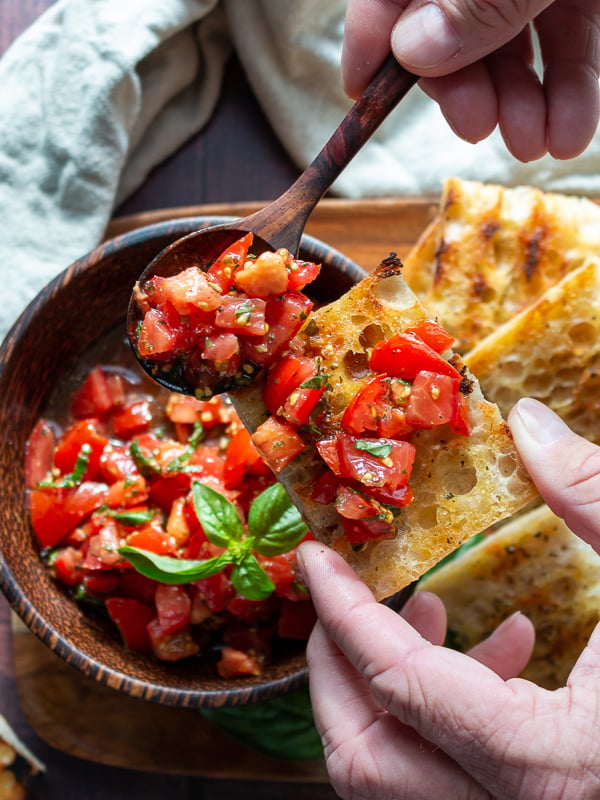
[[402, 177, 600, 353], [232, 256, 537, 601]]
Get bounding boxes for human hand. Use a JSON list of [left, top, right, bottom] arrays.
[[298, 398, 600, 799], [342, 0, 600, 161]]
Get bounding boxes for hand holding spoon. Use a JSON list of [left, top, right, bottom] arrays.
[[128, 55, 417, 397]]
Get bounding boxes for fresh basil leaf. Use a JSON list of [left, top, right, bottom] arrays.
[[248, 483, 307, 556], [230, 553, 275, 600], [201, 687, 322, 762], [191, 481, 244, 546], [354, 440, 393, 459], [118, 546, 233, 584], [38, 443, 92, 488], [129, 440, 162, 477], [299, 373, 330, 390], [166, 421, 205, 472]]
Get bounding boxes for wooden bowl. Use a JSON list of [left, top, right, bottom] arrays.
[[0, 217, 365, 709]]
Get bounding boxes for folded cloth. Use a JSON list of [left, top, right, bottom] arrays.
[[1, 0, 600, 340]]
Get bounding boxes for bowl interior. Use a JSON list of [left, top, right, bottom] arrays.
[[0, 217, 365, 708]]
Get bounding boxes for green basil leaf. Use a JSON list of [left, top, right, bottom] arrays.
[[248, 483, 307, 556], [191, 481, 244, 546], [106, 508, 155, 526], [230, 553, 275, 600], [118, 545, 233, 584], [354, 439, 393, 459], [129, 440, 162, 477], [299, 373, 330, 390]]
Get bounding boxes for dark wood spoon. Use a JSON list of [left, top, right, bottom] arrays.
[[128, 55, 417, 396]]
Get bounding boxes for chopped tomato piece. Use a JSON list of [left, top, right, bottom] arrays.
[[334, 484, 388, 521], [99, 443, 137, 482], [137, 305, 181, 359], [217, 646, 262, 678], [369, 331, 461, 381], [155, 584, 191, 635], [126, 520, 175, 555], [70, 366, 115, 418], [241, 292, 313, 366], [337, 434, 416, 491], [106, 597, 155, 653], [201, 332, 240, 363], [252, 416, 305, 473], [25, 419, 55, 488], [315, 438, 342, 476], [286, 259, 321, 291], [405, 371, 460, 428], [53, 419, 108, 480], [51, 546, 84, 586], [263, 355, 316, 417], [342, 374, 413, 439], [165, 496, 191, 547], [223, 427, 270, 489], [147, 618, 200, 662], [112, 398, 153, 438], [106, 474, 148, 508], [342, 516, 395, 544], [157, 267, 222, 316], [450, 390, 472, 436], [195, 570, 235, 613], [311, 469, 339, 504], [406, 320, 455, 353], [207, 232, 253, 293], [214, 296, 267, 336], [29, 482, 109, 548]]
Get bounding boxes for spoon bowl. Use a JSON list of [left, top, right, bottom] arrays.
[[129, 55, 417, 396]]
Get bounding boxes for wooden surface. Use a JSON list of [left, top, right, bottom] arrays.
[[0, 2, 436, 797]]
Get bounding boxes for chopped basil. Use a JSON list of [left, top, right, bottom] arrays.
[[354, 440, 393, 459]]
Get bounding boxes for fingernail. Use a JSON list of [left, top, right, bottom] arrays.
[[391, 4, 461, 70], [511, 397, 572, 445]]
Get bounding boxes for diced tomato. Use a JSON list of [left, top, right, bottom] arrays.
[[195, 570, 235, 613], [363, 482, 414, 509], [277, 599, 317, 640], [214, 296, 267, 336], [25, 419, 55, 488], [147, 619, 200, 662], [337, 434, 416, 492], [334, 484, 387, 521], [165, 496, 191, 547], [405, 371, 460, 429], [148, 473, 192, 511], [83, 517, 124, 569], [280, 384, 325, 427], [112, 398, 153, 438], [201, 332, 240, 364], [53, 419, 108, 480], [406, 320, 455, 353], [70, 366, 115, 418], [99, 443, 138, 482], [207, 232, 253, 293], [263, 355, 316, 416], [82, 571, 120, 596], [260, 554, 296, 596], [251, 416, 305, 473], [157, 267, 222, 316], [369, 331, 461, 381], [217, 646, 262, 678], [227, 596, 273, 624], [117, 570, 159, 605], [51, 546, 84, 586], [286, 259, 321, 291], [106, 597, 155, 653], [342, 515, 395, 544], [29, 482, 109, 548], [315, 438, 342, 476], [223, 427, 270, 489], [126, 520, 175, 555], [342, 374, 413, 439], [241, 293, 313, 366], [311, 469, 339, 504], [106, 474, 148, 508], [137, 305, 181, 359], [155, 584, 191, 635]]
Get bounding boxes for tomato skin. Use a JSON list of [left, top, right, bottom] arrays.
[[334, 484, 386, 521], [214, 296, 267, 336], [25, 419, 55, 488], [158, 267, 222, 316], [112, 399, 153, 438], [405, 371, 461, 429], [286, 260, 321, 291], [342, 516, 395, 544], [126, 521, 175, 556], [369, 332, 461, 381], [251, 416, 305, 474], [106, 474, 148, 508], [29, 482, 109, 549], [337, 434, 416, 492], [450, 391, 472, 436], [70, 366, 117, 418], [106, 597, 155, 654], [241, 293, 313, 367], [315, 438, 342, 476], [137, 305, 181, 359], [207, 232, 253, 293], [311, 470, 339, 504], [342, 374, 413, 439], [223, 427, 269, 489]]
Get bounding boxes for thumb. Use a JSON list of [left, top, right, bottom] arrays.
[[508, 398, 600, 554], [390, 0, 553, 74]]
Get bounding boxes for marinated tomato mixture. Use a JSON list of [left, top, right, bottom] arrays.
[[26, 362, 315, 677], [131, 233, 320, 395], [251, 317, 474, 546]]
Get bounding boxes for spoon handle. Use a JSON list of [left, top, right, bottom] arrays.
[[240, 55, 418, 252]]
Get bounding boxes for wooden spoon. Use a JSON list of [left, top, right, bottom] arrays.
[[128, 55, 417, 395]]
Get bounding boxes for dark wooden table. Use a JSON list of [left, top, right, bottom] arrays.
[[0, 2, 338, 797]]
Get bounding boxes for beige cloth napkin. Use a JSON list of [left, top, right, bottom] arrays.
[[1, 0, 599, 339]]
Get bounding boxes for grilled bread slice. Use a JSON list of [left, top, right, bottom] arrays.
[[418, 504, 600, 689], [232, 259, 536, 601], [465, 258, 600, 446], [403, 177, 600, 352]]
